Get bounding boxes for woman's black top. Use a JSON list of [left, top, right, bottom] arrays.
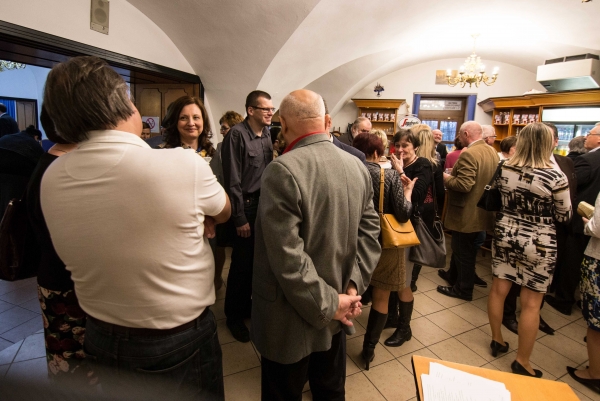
[[366, 162, 412, 223], [25, 153, 73, 291], [403, 157, 443, 230]]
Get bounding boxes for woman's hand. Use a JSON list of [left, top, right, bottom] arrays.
[[401, 176, 418, 192], [390, 154, 404, 175], [583, 217, 590, 225]]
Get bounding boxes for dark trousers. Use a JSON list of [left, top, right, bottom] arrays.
[[550, 231, 589, 307], [261, 331, 346, 401], [446, 231, 486, 285], [83, 310, 224, 401], [224, 196, 259, 320], [450, 231, 483, 297]]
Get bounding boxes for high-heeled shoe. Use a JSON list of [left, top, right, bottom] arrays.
[[511, 360, 542, 378], [567, 366, 600, 394], [490, 340, 509, 357], [362, 309, 387, 370]]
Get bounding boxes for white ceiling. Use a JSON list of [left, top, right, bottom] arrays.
[[126, 0, 600, 119]]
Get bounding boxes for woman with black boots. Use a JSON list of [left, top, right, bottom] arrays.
[[384, 127, 440, 348], [353, 133, 414, 370]]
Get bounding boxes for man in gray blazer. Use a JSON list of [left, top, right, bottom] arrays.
[[252, 90, 381, 400]]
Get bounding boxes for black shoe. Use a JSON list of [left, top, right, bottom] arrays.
[[410, 281, 417, 292], [567, 366, 600, 394], [384, 300, 414, 348], [226, 319, 250, 343], [474, 275, 487, 288], [411, 265, 422, 292], [436, 285, 472, 301], [511, 360, 542, 378], [490, 340, 509, 357], [437, 270, 455, 286], [538, 316, 555, 335], [362, 309, 388, 370], [544, 295, 572, 316], [502, 318, 519, 335]]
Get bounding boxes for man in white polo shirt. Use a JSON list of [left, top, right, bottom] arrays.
[[41, 56, 230, 400]]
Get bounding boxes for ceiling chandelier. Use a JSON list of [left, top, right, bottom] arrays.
[[374, 82, 384, 97], [446, 34, 498, 88], [0, 60, 26, 72]]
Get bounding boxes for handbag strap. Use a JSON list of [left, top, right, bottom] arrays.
[[485, 159, 506, 189], [379, 168, 385, 214]]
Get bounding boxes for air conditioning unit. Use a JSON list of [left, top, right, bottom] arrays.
[[537, 57, 600, 92]]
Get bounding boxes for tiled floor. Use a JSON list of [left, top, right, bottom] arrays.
[[1, 248, 599, 400]]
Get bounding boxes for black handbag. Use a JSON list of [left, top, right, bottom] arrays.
[[408, 165, 447, 269], [477, 160, 505, 212], [0, 196, 40, 281]]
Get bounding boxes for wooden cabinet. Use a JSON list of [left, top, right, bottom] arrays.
[[352, 99, 405, 141], [479, 89, 600, 150]]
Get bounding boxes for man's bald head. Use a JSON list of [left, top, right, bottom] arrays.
[[279, 90, 329, 144], [457, 121, 483, 147]]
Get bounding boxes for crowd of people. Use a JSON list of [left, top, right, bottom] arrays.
[[1, 55, 599, 399]]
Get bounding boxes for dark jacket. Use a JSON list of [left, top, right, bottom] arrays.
[[0, 113, 20, 138], [572, 149, 600, 234], [332, 136, 366, 164]]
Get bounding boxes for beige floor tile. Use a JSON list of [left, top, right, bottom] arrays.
[[212, 298, 225, 320], [574, 315, 589, 328], [412, 293, 445, 316], [223, 366, 261, 401], [530, 342, 580, 378], [450, 302, 490, 327], [558, 321, 589, 346], [347, 320, 366, 340], [538, 332, 589, 365], [397, 347, 439, 372], [410, 317, 451, 346], [216, 318, 236, 345], [221, 341, 260, 376], [423, 289, 468, 308], [419, 265, 439, 275], [569, 387, 594, 401], [559, 374, 600, 401], [346, 335, 395, 372], [471, 288, 488, 300], [413, 276, 438, 293], [540, 306, 574, 330], [222, 268, 230, 283], [420, 271, 447, 287], [381, 331, 425, 358], [544, 303, 584, 322], [427, 309, 476, 336], [428, 338, 488, 367], [455, 328, 501, 362], [481, 362, 501, 371], [345, 372, 386, 401], [346, 355, 361, 376], [479, 322, 519, 347], [363, 359, 417, 401], [471, 295, 489, 312]]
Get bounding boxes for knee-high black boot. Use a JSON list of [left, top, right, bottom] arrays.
[[411, 265, 422, 292], [362, 309, 388, 370], [384, 292, 399, 329], [384, 300, 413, 347]]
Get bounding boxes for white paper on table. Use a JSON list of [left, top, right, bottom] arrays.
[[421, 363, 511, 401]]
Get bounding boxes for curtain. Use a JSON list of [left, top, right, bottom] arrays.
[[412, 94, 422, 115], [0, 98, 17, 120], [466, 95, 477, 121]]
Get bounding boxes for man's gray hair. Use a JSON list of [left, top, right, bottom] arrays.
[[352, 116, 370, 130], [482, 125, 495, 138]]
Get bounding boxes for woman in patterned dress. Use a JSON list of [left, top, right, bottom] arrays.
[[487, 123, 572, 378]]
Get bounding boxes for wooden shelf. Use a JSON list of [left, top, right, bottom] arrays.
[[352, 98, 405, 139]]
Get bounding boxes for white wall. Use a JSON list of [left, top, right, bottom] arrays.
[[0, 65, 50, 135], [331, 58, 545, 129], [2, 0, 193, 73]]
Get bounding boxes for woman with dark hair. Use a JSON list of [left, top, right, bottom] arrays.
[[352, 132, 415, 370], [498, 136, 517, 160], [160, 96, 215, 158], [24, 106, 91, 383]]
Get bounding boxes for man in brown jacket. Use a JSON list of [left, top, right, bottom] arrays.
[[438, 121, 500, 300]]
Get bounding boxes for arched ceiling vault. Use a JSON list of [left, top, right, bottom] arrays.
[[127, 0, 600, 121]]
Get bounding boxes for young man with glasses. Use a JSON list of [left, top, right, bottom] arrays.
[[221, 90, 274, 342]]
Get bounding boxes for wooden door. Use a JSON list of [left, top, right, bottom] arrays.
[[418, 97, 466, 144], [15, 100, 37, 131], [133, 83, 200, 137]]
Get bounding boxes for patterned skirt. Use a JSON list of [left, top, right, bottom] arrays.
[[369, 248, 406, 291], [580, 255, 600, 332], [38, 285, 97, 384]]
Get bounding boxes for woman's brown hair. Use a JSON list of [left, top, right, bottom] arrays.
[[162, 96, 215, 157]]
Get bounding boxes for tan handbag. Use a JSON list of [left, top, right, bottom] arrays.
[[378, 168, 420, 249]]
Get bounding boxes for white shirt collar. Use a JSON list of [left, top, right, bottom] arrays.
[[589, 146, 600, 153], [468, 139, 484, 148]]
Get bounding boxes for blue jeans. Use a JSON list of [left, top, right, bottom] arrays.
[[84, 309, 224, 401]]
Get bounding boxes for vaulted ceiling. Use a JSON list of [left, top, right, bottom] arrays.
[[127, 0, 598, 120]]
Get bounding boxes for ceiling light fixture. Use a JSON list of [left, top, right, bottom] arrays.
[[446, 34, 498, 88], [0, 60, 26, 72], [374, 83, 384, 97]]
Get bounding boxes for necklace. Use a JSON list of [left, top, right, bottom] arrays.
[[404, 155, 418, 168]]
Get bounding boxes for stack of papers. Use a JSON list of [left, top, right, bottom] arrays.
[[422, 362, 511, 401]]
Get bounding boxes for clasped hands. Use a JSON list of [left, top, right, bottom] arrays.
[[333, 282, 362, 327]]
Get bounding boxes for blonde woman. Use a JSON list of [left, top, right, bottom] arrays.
[[487, 123, 572, 378], [371, 129, 390, 167]]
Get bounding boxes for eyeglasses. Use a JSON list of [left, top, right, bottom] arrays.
[[358, 129, 371, 134], [220, 126, 229, 132], [252, 106, 276, 113], [586, 132, 600, 137]]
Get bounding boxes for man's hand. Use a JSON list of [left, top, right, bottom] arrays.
[[334, 294, 362, 326], [204, 216, 216, 239], [236, 223, 251, 238], [583, 217, 590, 225], [344, 282, 362, 320], [443, 172, 452, 183]]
